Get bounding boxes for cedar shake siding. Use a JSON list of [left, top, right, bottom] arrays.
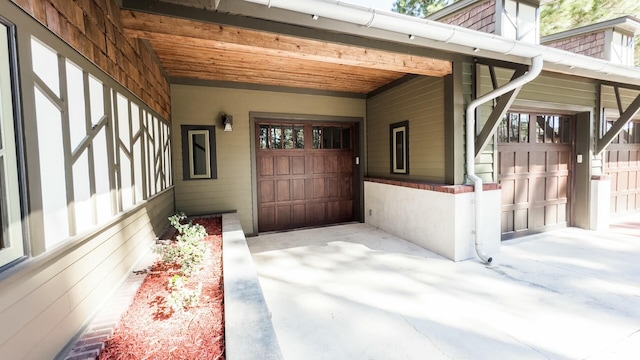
[[544, 31, 606, 59], [439, 0, 496, 34], [11, 0, 171, 118]]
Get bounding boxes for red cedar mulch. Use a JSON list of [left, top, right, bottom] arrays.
[[99, 216, 224, 360]]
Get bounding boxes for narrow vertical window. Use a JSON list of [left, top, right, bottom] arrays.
[[0, 21, 25, 268], [390, 121, 409, 174], [181, 125, 217, 180], [189, 130, 210, 178]]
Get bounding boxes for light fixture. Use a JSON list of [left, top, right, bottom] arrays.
[[222, 113, 233, 132], [569, 65, 576, 70], [408, 34, 415, 40], [473, 47, 480, 53], [311, 14, 319, 20]]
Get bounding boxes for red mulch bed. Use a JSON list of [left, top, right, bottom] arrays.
[[99, 217, 224, 360]]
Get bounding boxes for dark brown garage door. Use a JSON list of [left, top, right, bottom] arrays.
[[256, 121, 355, 232], [605, 120, 640, 214], [498, 112, 573, 239]]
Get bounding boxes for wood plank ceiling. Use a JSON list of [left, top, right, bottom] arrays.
[[121, 10, 452, 94]]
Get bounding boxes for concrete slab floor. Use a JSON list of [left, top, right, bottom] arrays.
[[248, 223, 640, 360]]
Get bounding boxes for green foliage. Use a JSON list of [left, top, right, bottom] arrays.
[[165, 275, 202, 312], [155, 212, 208, 276], [392, 0, 457, 17], [540, 0, 640, 66]]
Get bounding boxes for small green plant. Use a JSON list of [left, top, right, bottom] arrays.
[[165, 275, 202, 312], [155, 212, 208, 275]]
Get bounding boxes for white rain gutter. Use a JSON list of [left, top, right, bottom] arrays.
[[466, 55, 543, 263], [237, 0, 640, 81]]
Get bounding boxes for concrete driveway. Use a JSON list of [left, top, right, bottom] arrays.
[[248, 223, 640, 360]]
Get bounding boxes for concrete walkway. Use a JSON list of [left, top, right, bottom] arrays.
[[248, 222, 640, 359]]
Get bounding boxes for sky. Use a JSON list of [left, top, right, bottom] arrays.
[[345, 0, 396, 11]]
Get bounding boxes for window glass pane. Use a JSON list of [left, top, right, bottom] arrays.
[[395, 131, 404, 170], [520, 114, 529, 143], [259, 125, 269, 149], [322, 127, 332, 149], [634, 122, 640, 144], [608, 120, 619, 143], [503, 0, 517, 39], [498, 115, 508, 143], [191, 132, 208, 175], [313, 126, 321, 149], [295, 126, 304, 148], [561, 117, 571, 144], [342, 128, 351, 149], [283, 126, 294, 149], [536, 116, 545, 143], [510, 113, 519, 142], [333, 127, 341, 149], [272, 126, 282, 149]]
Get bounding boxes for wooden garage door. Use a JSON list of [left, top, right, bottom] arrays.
[[257, 121, 355, 232], [498, 112, 573, 240], [605, 121, 640, 214]]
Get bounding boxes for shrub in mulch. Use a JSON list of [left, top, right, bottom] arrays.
[[99, 216, 224, 360]]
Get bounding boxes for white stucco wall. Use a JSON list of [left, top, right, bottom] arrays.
[[364, 181, 501, 261]]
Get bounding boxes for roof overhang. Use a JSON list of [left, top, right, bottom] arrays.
[[220, 0, 640, 86]]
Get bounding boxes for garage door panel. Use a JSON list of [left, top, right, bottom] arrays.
[[325, 178, 338, 197], [313, 178, 326, 198], [260, 180, 275, 203], [339, 177, 353, 197], [277, 206, 292, 226], [292, 179, 305, 200], [501, 179, 515, 204], [515, 178, 529, 204], [514, 209, 528, 232], [500, 151, 515, 174], [259, 206, 276, 228], [259, 156, 274, 176], [499, 112, 573, 239], [546, 176, 558, 200], [293, 204, 306, 225], [313, 156, 325, 174], [276, 156, 290, 175], [547, 151, 559, 172], [277, 180, 291, 201], [530, 151, 546, 173], [257, 122, 355, 231], [325, 155, 338, 173], [515, 151, 529, 173], [292, 156, 305, 175]]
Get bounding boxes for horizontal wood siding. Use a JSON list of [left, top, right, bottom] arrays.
[[171, 85, 365, 234], [0, 189, 174, 359], [367, 76, 446, 182]]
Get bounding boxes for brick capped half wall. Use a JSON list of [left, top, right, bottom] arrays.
[[12, 0, 171, 119]]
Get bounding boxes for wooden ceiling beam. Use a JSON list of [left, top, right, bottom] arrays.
[[122, 10, 452, 78]]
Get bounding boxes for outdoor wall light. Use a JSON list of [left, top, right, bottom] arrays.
[[222, 113, 233, 132]]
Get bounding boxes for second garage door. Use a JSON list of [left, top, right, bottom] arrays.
[[498, 112, 574, 240], [605, 120, 640, 214], [256, 121, 355, 232]]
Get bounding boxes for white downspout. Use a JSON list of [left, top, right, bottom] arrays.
[[466, 55, 543, 264]]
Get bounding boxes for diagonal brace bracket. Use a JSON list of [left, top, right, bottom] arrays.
[[474, 67, 526, 158], [596, 91, 640, 154]]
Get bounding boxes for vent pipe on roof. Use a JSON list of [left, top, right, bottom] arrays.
[[466, 55, 543, 264]]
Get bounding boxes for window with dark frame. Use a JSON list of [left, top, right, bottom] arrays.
[[181, 125, 217, 180], [498, 112, 572, 145], [390, 121, 409, 174]]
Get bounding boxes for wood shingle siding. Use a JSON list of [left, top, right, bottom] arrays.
[[10, 0, 171, 118], [0, 189, 174, 359], [367, 76, 446, 182]]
